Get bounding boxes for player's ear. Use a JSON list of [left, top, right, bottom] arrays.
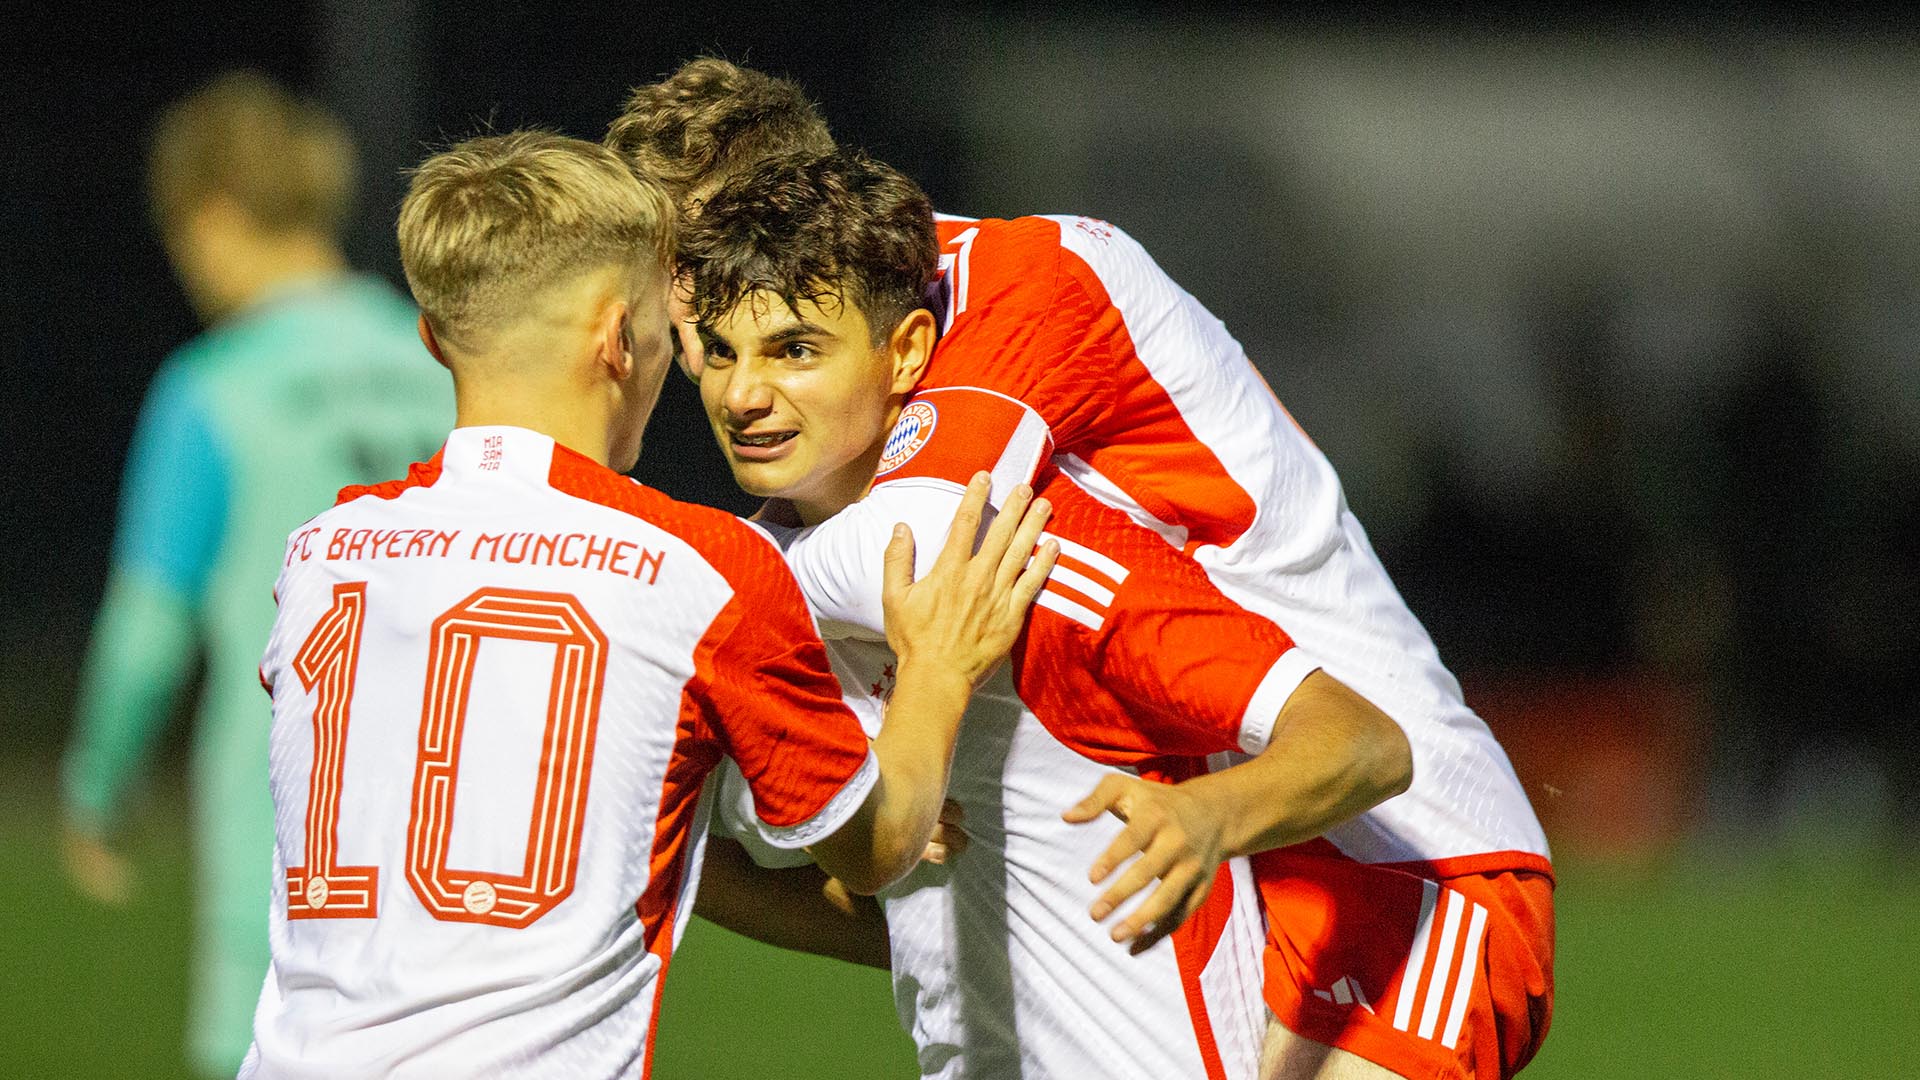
[[669, 272, 705, 381], [886, 308, 937, 396], [599, 298, 634, 381], [417, 314, 452, 370]]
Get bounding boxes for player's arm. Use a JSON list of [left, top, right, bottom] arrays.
[[697, 762, 968, 968], [806, 474, 1056, 894], [693, 836, 891, 970], [1066, 671, 1412, 948], [938, 479, 1411, 947], [714, 475, 1054, 894], [62, 367, 229, 903]]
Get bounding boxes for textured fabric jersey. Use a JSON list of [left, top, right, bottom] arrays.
[[242, 427, 876, 1079], [719, 554, 1269, 1080], [61, 274, 453, 1074], [759, 214, 1550, 1075], [798, 213, 1549, 869]]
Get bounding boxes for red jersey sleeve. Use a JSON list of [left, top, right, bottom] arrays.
[[692, 541, 876, 849], [1009, 472, 1317, 765]]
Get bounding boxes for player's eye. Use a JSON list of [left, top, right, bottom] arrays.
[[781, 342, 816, 361]]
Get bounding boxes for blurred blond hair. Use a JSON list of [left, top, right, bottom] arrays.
[[398, 130, 674, 351], [148, 70, 355, 238]]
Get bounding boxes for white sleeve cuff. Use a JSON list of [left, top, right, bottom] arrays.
[[709, 759, 814, 868], [1237, 649, 1324, 754], [752, 749, 881, 850]]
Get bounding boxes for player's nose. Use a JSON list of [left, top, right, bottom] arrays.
[[719, 361, 776, 419]]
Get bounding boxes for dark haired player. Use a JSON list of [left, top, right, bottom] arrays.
[[617, 64, 1554, 1080]]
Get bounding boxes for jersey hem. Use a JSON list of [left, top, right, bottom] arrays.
[[754, 750, 879, 850], [1373, 850, 1556, 887]]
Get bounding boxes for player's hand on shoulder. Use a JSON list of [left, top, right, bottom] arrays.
[[881, 472, 1057, 688], [1064, 775, 1226, 954]]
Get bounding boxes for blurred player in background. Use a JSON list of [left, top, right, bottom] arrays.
[[59, 71, 452, 1076], [612, 60, 1554, 1080], [243, 131, 1053, 1077]]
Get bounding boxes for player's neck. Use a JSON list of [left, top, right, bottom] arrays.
[[453, 377, 616, 469], [790, 442, 889, 526], [223, 233, 348, 314]]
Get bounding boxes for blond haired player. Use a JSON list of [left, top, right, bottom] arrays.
[[616, 61, 1553, 1080], [239, 131, 1056, 1078]]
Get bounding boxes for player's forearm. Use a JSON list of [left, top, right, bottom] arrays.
[[1193, 670, 1413, 860], [62, 570, 198, 833], [694, 838, 891, 969], [814, 474, 1049, 893], [816, 662, 972, 894]]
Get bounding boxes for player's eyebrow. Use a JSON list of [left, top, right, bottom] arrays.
[[759, 321, 835, 348], [695, 315, 840, 355]]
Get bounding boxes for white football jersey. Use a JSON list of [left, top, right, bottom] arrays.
[[243, 426, 876, 1079], [718, 213, 1550, 1079], [796, 213, 1549, 873], [721, 533, 1269, 1080]]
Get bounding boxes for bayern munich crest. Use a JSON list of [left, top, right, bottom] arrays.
[[876, 400, 938, 475]]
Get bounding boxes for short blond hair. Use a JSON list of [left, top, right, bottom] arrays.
[[398, 130, 674, 349], [149, 70, 355, 237]]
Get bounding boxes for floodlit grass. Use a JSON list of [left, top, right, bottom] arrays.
[[3, 762, 1913, 1078], [1528, 852, 1920, 1079]]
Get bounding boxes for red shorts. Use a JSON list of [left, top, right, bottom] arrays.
[[1251, 841, 1555, 1080]]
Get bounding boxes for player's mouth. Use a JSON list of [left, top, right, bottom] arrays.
[[728, 428, 799, 461]]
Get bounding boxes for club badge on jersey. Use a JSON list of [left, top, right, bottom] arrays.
[[877, 400, 939, 476]]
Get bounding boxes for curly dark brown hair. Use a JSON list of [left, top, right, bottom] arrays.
[[605, 58, 835, 205], [678, 150, 937, 345]]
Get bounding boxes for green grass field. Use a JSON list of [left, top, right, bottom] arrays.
[[3, 763, 1914, 1078]]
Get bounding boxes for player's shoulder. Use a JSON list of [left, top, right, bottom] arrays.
[[332, 451, 446, 508], [543, 447, 785, 577], [171, 293, 308, 377], [945, 211, 1137, 253], [944, 213, 1067, 259], [153, 324, 234, 389], [933, 216, 1071, 335], [131, 344, 218, 435], [943, 214, 1154, 313], [320, 275, 438, 361]]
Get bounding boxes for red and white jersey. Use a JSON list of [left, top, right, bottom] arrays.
[[243, 426, 875, 1080], [719, 581, 1269, 1080], [789, 214, 1547, 873]]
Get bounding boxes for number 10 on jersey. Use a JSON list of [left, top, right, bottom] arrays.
[[284, 581, 609, 929]]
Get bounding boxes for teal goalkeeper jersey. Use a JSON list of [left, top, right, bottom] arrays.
[[62, 273, 452, 1071]]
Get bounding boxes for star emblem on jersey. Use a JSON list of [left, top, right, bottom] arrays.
[[876, 401, 938, 475]]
